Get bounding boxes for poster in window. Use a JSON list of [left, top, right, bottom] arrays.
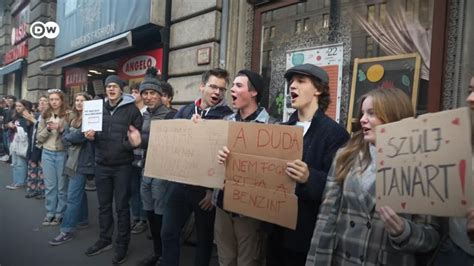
[[347, 53, 421, 132], [284, 44, 344, 122]]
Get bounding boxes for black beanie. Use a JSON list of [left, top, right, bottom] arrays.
[[105, 75, 127, 91], [237, 69, 264, 103], [139, 67, 162, 94]]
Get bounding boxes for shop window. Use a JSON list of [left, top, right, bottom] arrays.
[[457, 0, 474, 106], [295, 19, 303, 34], [253, 0, 435, 120], [380, 3, 387, 23], [270, 26, 275, 38], [367, 4, 375, 21], [297, 2, 306, 14], [366, 36, 374, 57], [263, 27, 270, 42], [405, 0, 414, 12], [322, 13, 330, 28], [304, 18, 310, 31]]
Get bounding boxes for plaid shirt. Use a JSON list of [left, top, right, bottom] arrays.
[[306, 148, 440, 266]]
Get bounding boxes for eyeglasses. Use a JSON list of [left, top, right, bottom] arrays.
[[47, 88, 63, 94], [206, 84, 227, 93]]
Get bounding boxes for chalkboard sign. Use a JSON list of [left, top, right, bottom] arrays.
[[347, 53, 421, 132]]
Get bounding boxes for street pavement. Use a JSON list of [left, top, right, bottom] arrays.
[[0, 161, 218, 266]]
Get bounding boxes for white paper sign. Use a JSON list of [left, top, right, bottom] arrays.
[[82, 99, 103, 132]]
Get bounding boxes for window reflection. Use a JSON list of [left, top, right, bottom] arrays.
[[258, 0, 434, 119]]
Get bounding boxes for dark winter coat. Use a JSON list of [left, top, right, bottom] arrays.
[[140, 104, 175, 166], [270, 108, 350, 255], [174, 99, 233, 121], [141, 104, 173, 151], [94, 94, 143, 166]]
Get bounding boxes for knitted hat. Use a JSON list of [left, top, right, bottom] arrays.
[[237, 69, 264, 103], [139, 67, 162, 95], [104, 75, 127, 91]]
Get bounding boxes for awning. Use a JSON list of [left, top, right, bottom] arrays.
[[0, 59, 24, 76], [40, 31, 133, 70]]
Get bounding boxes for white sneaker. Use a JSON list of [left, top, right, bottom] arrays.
[[0, 155, 9, 161]]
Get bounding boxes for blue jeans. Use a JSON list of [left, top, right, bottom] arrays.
[[130, 166, 146, 221], [434, 238, 474, 265], [61, 172, 88, 233], [2, 129, 10, 155], [42, 149, 68, 219], [161, 183, 215, 266], [11, 153, 27, 185]]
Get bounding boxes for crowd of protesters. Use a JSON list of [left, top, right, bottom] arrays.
[[2, 65, 474, 266]]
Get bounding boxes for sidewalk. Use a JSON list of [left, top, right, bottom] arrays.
[[0, 161, 218, 266]]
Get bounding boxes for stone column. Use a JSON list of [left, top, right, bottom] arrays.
[[26, 0, 61, 102]]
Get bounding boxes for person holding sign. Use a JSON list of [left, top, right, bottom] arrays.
[[130, 68, 176, 266], [215, 69, 277, 266], [266, 64, 350, 266], [433, 77, 474, 265], [83, 75, 143, 265], [306, 88, 439, 265], [160, 68, 233, 266], [49, 93, 94, 246]]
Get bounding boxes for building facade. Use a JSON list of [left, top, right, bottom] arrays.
[[0, 0, 472, 128]]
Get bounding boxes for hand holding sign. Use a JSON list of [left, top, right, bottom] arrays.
[[199, 190, 214, 211], [192, 114, 203, 124], [217, 146, 230, 165], [286, 160, 309, 184], [379, 206, 405, 237], [84, 130, 95, 140]]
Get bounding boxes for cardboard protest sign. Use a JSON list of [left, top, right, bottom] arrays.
[[376, 107, 472, 217], [223, 122, 302, 229], [144, 120, 228, 189], [82, 99, 103, 132]]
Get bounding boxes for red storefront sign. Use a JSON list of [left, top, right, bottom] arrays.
[[118, 48, 163, 80], [64, 68, 88, 87], [11, 22, 29, 45], [3, 40, 28, 65]]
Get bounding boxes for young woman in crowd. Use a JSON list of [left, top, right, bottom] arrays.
[[25, 95, 48, 199], [36, 89, 69, 226], [306, 88, 440, 266], [5, 100, 33, 190], [49, 92, 94, 245]]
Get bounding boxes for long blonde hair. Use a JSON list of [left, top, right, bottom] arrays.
[[69, 92, 92, 129], [42, 90, 69, 119], [335, 88, 414, 183]]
